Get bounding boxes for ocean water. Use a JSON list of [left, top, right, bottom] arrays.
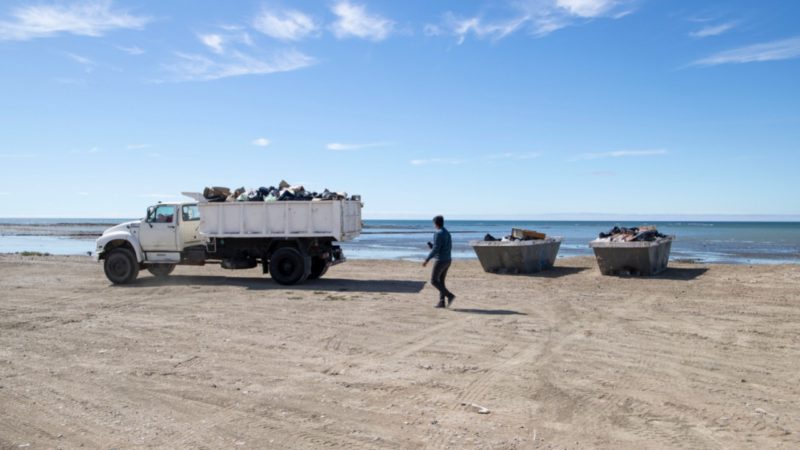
[[1, 218, 799, 264]]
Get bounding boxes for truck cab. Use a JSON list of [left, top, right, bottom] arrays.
[[95, 202, 203, 284]]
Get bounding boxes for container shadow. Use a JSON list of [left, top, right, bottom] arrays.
[[653, 267, 709, 281], [484, 266, 587, 278], [125, 275, 427, 294], [450, 308, 527, 316]]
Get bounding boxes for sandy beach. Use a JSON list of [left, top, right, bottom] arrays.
[[1, 254, 799, 449]]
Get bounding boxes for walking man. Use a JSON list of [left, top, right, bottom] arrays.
[[423, 215, 455, 308]]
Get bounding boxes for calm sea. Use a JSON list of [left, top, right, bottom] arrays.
[[1, 218, 799, 264]]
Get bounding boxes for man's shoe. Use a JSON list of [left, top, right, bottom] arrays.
[[435, 300, 446, 308], [447, 294, 456, 307]]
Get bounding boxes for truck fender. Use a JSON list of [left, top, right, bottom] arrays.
[[95, 231, 145, 263]]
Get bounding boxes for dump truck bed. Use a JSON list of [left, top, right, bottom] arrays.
[[198, 200, 362, 241]]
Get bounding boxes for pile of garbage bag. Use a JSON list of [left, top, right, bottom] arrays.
[[484, 228, 547, 242], [596, 225, 667, 242], [202, 180, 360, 203]]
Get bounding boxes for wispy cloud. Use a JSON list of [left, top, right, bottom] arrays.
[[689, 21, 737, 38], [555, 0, 623, 18], [116, 45, 144, 55], [691, 37, 800, 66], [330, 1, 394, 41], [326, 142, 393, 151], [253, 8, 318, 41], [486, 151, 542, 160], [126, 143, 150, 149], [64, 52, 96, 73], [410, 158, 463, 166], [0, 0, 150, 41], [164, 49, 315, 82], [252, 137, 271, 147], [432, 0, 634, 43], [198, 33, 224, 54], [571, 149, 668, 161]]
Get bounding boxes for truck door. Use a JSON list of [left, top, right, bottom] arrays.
[[178, 204, 202, 247], [139, 205, 179, 251]]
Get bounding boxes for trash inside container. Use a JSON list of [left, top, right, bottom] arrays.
[[470, 238, 562, 274], [589, 236, 674, 276]]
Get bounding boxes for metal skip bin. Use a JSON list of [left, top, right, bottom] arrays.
[[589, 236, 674, 276], [470, 238, 563, 274]]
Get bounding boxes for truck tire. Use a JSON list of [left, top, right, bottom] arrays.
[[147, 263, 175, 278], [307, 257, 329, 281], [269, 247, 308, 285], [104, 248, 139, 285]]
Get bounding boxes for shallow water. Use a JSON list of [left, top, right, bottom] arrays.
[[1, 218, 799, 264]]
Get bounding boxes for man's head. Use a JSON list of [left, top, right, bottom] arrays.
[[433, 215, 444, 229]]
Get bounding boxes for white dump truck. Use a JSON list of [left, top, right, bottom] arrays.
[[95, 196, 362, 285]]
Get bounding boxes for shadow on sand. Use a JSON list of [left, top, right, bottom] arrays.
[[125, 275, 427, 294], [652, 267, 709, 281], [450, 308, 527, 316], [483, 266, 588, 279]]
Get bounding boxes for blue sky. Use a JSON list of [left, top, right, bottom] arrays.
[[0, 0, 798, 219]]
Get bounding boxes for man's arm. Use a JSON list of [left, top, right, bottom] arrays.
[[426, 231, 442, 263]]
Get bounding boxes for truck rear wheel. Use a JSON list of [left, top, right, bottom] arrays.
[[104, 248, 139, 285], [269, 248, 309, 285], [307, 257, 329, 281], [147, 264, 175, 278]]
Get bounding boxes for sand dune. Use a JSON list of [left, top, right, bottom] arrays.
[[1, 255, 798, 449]]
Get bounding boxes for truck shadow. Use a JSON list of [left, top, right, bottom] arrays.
[[129, 275, 427, 294]]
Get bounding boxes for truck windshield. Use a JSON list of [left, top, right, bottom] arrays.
[[147, 205, 175, 223]]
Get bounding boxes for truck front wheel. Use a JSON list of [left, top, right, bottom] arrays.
[[269, 248, 308, 285], [104, 248, 139, 285], [147, 264, 175, 278]]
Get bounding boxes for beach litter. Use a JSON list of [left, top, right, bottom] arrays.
[[590, 225, 674, 276], [462, 402, 491, 414], [198, 181, 360, 203]]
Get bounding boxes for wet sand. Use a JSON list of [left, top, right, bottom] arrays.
[[1, 254, 799, 449]]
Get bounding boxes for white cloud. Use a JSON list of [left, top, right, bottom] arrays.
[[692, 37, 800, 66], [0, 0, 150, 41], [571, 149, 668, 160], [410, 158, 463, 166], [126, 143, 151, 149], [330, 1, 393, 41], [689, 22, 737, 38], [326, 142, 392, 151], [555, 0, 620, 18], [65, 52, 94, 65], [164, 49, 315, 82], [252, 137, 271, 147], [116, 45, 144, 55], [446, 13, 530, 44], [77, 192, 90, 196], [199, 33, 224, 54], [433, 0, 633, 43], [253, 8, 317, 41]]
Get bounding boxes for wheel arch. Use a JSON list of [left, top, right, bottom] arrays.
[[96, 232, 144, 262]]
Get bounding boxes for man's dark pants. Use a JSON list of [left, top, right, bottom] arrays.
[[431, 260, 453, 300]]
